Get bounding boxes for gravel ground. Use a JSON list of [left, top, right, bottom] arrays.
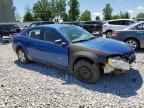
[[0, 43, 144, 108]]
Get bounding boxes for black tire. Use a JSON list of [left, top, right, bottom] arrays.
[[74, 60, 100, 83], [125, 39, 139, 50], [106, 30, 112, 38], [16, 48, 29, 64]]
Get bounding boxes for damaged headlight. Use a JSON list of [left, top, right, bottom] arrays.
[[108, 56, 130, 70]]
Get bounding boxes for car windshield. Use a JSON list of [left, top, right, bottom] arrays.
[[60, 26, 95, 43]]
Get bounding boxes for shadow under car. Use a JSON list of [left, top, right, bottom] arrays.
[[15, 60, 143, 98]]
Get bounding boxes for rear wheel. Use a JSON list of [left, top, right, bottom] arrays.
[[17, 48, 29, 64], [74, 60, 100, 83], [125, 39, 139, 50]]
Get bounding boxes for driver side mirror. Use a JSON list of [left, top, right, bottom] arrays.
[[54, 39, 67, 46]]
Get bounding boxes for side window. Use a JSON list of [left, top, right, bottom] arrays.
[[116, 21, 123, 25], [28, 29, 43, 40], [108, 21, 115, 25], [44, 30, 60, 43], [109, 21, 122, 25], [136, 23, 144, 30], [124, 20, 134, 25]]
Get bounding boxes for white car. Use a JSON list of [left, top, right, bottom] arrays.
[[103, 19, 135, 37]]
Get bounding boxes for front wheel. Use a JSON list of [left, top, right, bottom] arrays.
[[106, 31, 112, 38], [17, 48, 29, 64], [74, 60, 100, 83]]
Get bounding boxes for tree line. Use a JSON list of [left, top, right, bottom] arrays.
[[22, 0, 144, 22]]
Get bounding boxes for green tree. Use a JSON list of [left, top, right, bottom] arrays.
[[63, 13, 69, 21], [68, 0, 80, 21], [124, 12, 130, 19], [96, 16, 100, 20], [103, 3, 113, 20], [119, 11, 130, 19], [23, 5, 34, 22], [56, 0, 67, 20], [136, 12, 144, 18], [112, 15, 120, 19], [33, 0, 52, 21], [50, 0, 57, 19], [80, 10, 91, 21], [23, 12, 34, 21]]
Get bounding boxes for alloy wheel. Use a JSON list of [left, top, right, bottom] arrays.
[[126, 39, 137, 49], [17, 50, 26, 63]]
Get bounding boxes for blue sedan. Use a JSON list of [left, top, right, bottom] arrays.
[[12, 24, 135, 83]]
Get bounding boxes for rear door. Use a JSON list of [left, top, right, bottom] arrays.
[[26, 28, 45, 60], [135, 23, 144, 43]]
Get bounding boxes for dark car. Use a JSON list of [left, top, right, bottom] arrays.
[[61, 21, 103, 36], [12, 24, 135, 83], [111, 21, 144, 50], [0, 24, 21, 38], [82, 21, 103, 36], [22, 21, 55, 31], [7, 24, 22, 33], [61, 22, 81, 26]]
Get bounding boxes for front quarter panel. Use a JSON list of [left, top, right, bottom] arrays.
[[69, 44, 112, 71]]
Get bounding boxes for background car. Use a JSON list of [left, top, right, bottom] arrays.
[[103, 19, 135, 37], [29, 21, 54, 27], [111, 21, 144, 50], [0, 24, 21, 37], [81, 21, 103, 36], [12, 24, 135, 83], [22, 21, 55, 31], [61, 21, 103, 36]]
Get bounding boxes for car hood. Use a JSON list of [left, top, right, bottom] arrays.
[[76, 38, 133, 54]]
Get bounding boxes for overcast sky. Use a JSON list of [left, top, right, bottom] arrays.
[[13, 0, 144, 20]]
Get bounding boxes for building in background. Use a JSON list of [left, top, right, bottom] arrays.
[[0, 0, 16, 23]]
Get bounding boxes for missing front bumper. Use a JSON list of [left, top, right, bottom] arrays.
[[104, 58, 131, 74]]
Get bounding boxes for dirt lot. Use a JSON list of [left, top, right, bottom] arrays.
[[0, 43, 144, 108]]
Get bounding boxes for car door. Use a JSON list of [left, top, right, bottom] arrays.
[[135, 23, 144, 43], [26, 28, 45, 60], [39, 29, 68, 67]]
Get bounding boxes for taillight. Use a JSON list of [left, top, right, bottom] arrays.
[[112, 31, 119, 36]]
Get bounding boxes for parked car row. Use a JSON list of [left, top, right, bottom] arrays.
[[1, 19, 143, 50], [23, 21, 103, 36]]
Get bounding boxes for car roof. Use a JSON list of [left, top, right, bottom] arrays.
[[38, 24, 75, 29], [127, 21, 144, 28], [107, 19, 134, 22]]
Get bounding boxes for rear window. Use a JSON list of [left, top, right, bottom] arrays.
[[108, 20, 123, 25], [123, 20, 135, 25], [108, 20, 134, 25]]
